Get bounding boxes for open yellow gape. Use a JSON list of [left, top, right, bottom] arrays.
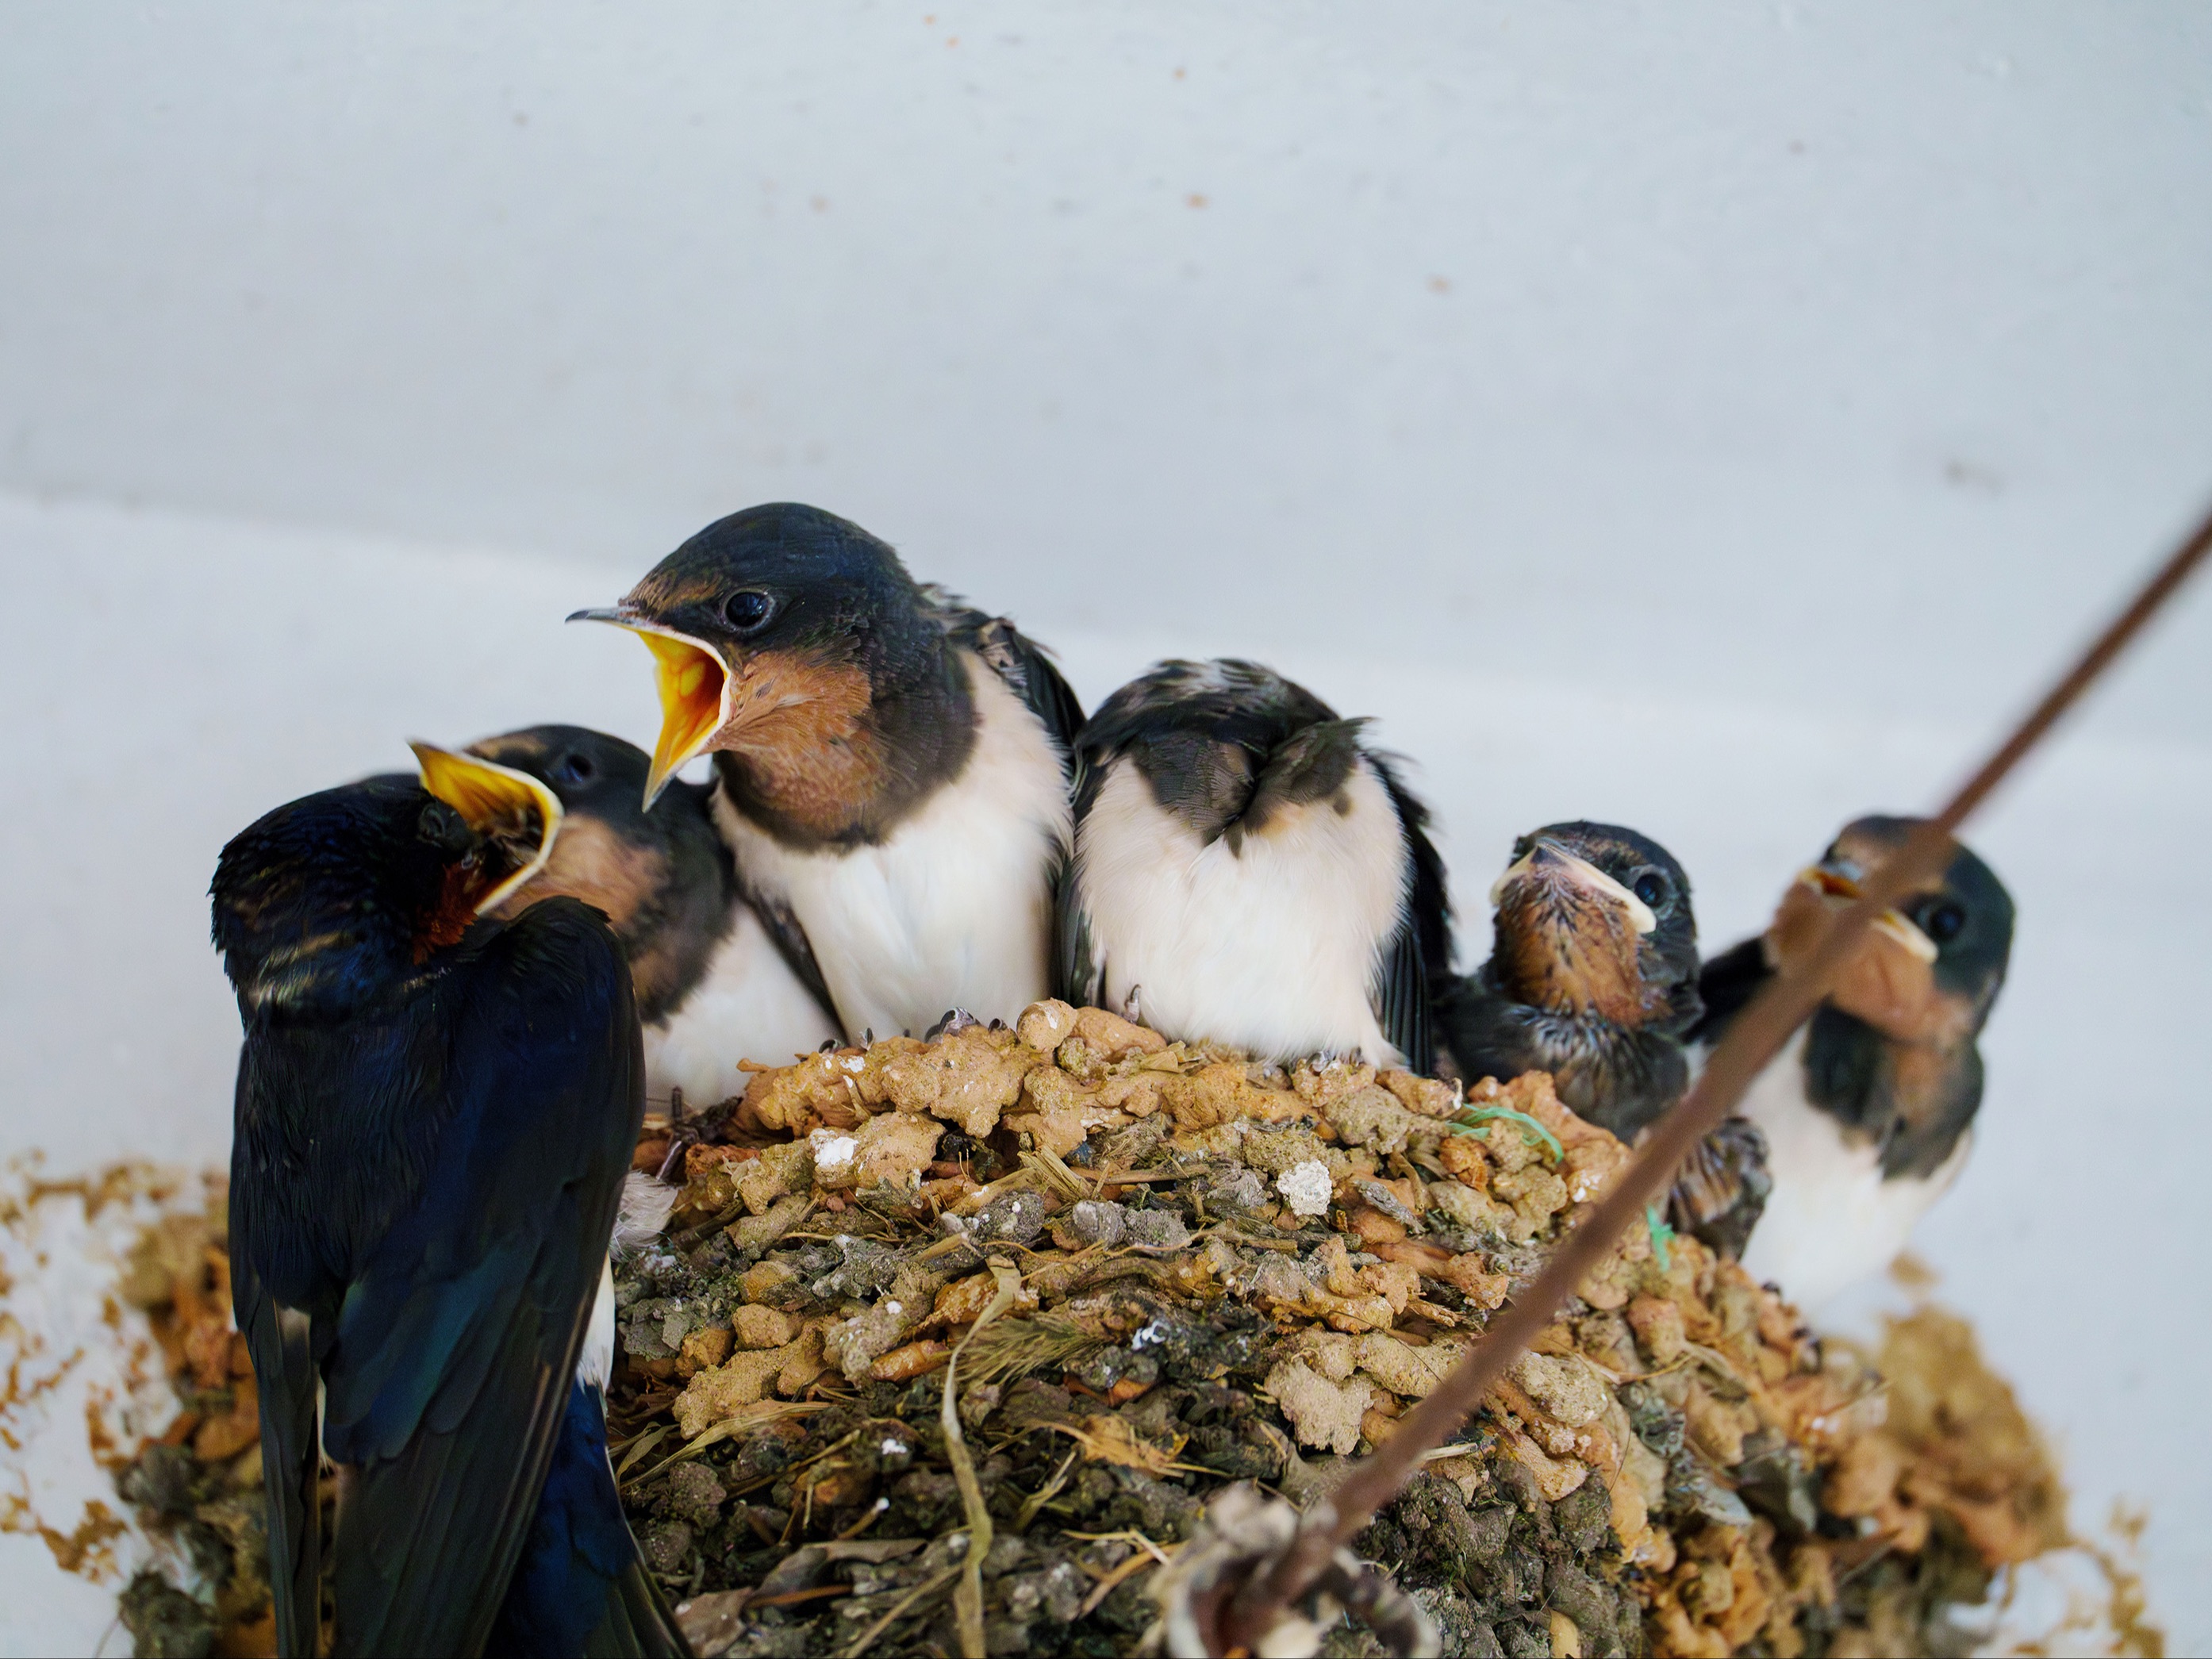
[[410, 743, 566, 915], [633, 628, 731, 805]]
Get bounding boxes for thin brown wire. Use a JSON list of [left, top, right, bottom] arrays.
[[1219, 497, 2212, 1653]]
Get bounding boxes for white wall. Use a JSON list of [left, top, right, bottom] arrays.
[[2, 4, 2209, 1652], [5, 3, 2210, 735]]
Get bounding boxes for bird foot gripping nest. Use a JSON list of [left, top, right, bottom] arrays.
[[1150, 1484, 1438, 1659]]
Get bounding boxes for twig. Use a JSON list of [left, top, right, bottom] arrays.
[[1067, 1167, 1189, 1185], [611, 1422, 674, 1484], [747, 1584, 852, 1610], [1016, 1447, 1082, 1530], [841, 1565, 962, 1659], [1062, 1528, 1175, 1566], [1020, 1146, 1092, 1203], [1219, 497, 2212, 1653], [620, 1401, 830, 1492], [1077, 1549, 1166, 1618], [943, 1256, 1023, 1659]]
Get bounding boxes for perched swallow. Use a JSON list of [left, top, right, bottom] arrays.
[[423, 726, 841, 1107], [1058, 659, 1450, 1070], [572, 503, 1083, 1040], [1691, 815, 2014, 1309], [1439, 822, 1703, 1140], [213, 770, 684, 1657]]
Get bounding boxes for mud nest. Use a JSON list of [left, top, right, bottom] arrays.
[[112, 1000, 2085, 1657]]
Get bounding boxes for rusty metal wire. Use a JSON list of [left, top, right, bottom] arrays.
[[1217, 497, 2212, 1656]]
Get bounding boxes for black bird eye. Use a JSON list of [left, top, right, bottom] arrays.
[[724, 589, 774, 632], [1633, 870, 1671, 909], [1918, 901, 1968, 945], [553, 752, 595, 785]]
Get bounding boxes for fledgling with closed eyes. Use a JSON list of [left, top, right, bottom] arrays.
[[1061, 659, 1451, 1071]]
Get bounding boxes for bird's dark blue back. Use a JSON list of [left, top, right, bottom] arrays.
[[215, 780, 682, 1657]]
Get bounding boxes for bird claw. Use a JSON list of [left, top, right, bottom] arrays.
[[926, 1008, 984, 1039]]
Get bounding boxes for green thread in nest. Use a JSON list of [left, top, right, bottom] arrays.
[[1645, 1203, 1675, 1272], [1450, 1105, 1564, 1162]]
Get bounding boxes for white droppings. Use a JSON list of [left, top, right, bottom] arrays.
[[1131, 1319, 1170, 1350], [812, 1131, 858, 1169], [881, 1438, 908, 1457], [886, 1300, 904, 1315], [1277, 1161, 1335, 1218], [842, 1054, 867, 1073]]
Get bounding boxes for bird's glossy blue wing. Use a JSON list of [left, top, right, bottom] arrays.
[[230, 1228, 321, 1658], [318, 898, 643, 1657]]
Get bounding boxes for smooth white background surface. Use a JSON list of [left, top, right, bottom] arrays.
[[2, 5, 2207, 1652]]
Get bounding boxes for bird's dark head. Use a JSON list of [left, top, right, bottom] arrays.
[[467, 724, 657, 836], [1077, 660, 1353, 847], [1766, 814, 2014, 1045], [570, 504, 945, 811], [210, 763, 558, 1020], [1486, 820, 1700, 1030]]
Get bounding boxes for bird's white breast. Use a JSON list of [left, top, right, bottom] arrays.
[[642, 900, 840, 1110], [1734, 1028, 1972, 1312], [576, 1258, 616, 1392], [1073, 753, 1408, 1065], [714, 654, 1071, 1039]]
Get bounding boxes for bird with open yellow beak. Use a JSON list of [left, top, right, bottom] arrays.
[[571, 502, 1084, 1043], [213, 754, 684, 1657], [421, 725, 840, 1112], [1690, 815, 2015, 1310]]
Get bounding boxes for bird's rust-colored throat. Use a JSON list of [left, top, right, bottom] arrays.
[[1492, 841, 1658, 1026], [1214, 495, 2212, 1656]]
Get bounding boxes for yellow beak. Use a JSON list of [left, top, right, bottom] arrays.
[[568, 608, 730, 806], [409, 743, 566, 915]]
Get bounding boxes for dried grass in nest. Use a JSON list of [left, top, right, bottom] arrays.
[[98, 1006, 2161, 1658], [957, 1313, 1106, 1390]]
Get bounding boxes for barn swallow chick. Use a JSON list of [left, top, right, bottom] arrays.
[[1060, 659, 1451, 1070], [421, 726, 841, 1108], [1440, 823, 1702, 1140], [572, 502, 1082, 1040], [213, 772, 683, 1657], [1692, 815, 2014, 1310]]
